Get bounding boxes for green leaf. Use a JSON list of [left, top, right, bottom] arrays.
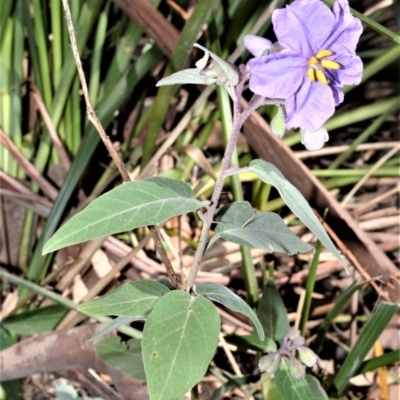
[[142, 290, 220, 400], [2, 305, 67, 335], [275, 362, 314, 400], [214, 202, 314, 255], [262, 379, 284, 400], [95, 337, 146, 381], [333, 302, 400, 393], [196, 282, 264, 340], [258, 279, 290, 344], [78, 280, 170, 317], [90, 316, 147, 341], [156, 68, 210, 86], [248, 160, 347, 271], [305, 375, 329, 400], [225, 334, 277, 353], [43, 177, 209, 254]]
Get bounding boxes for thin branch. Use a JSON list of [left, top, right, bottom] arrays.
[[61, 0, 177, 287]]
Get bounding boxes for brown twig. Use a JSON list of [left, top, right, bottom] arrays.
[[31, 85, 71, 171], [61, 0, 178, 287], [0, 129, 58, 201]]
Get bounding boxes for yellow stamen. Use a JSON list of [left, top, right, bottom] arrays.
[[307, 67, 316, 82], [316, 49, 333, 59], [309, 56, 319, 65], [321, 59, 340, 70], [315, 69, 329, 85]]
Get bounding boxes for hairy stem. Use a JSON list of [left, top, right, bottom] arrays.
[[185, 66, 249, 290]]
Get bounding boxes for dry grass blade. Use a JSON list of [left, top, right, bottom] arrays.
[[0, 129, 58, 201]]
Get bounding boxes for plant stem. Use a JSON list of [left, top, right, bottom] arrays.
[[186, 66, 256, 290]]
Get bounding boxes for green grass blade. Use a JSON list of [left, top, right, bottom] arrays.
[[31, 0, 52, 107], [314, 281, 362, 352], [141, 0, 221, 167], [50, 0, 63, 87], [89, 2, 109, 105], [51, 0, 105, 128], [333, 302, 400, 394], [355, 350, 400, 375], [300, 241, 322, 336]]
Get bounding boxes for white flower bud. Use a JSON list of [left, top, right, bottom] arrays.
[[300, 126, 329, 151]]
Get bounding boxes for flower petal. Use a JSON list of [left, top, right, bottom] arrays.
[[273, 0, 335, 55], [329, 84, 344, 106], [285, 78, 335, 131], [325, 0, 363, 54], [248, 52, 306, 99], [331, 54, 363, 86], [244, 35, 272, 57]]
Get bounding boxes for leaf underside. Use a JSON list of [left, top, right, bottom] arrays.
[[214, 201, 314, 255], [196, 282, 265, 341], [248, 160, 347, 270]]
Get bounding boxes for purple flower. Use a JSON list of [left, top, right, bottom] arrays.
[[245, 0, 363, 133]]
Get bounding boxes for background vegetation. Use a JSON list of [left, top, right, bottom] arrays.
[[0, 0, 399, 399]]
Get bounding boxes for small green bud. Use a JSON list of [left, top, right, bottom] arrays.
[[270, 106, 286, 139], [297, 346, 318, 367], [259, 351, 281, 374]]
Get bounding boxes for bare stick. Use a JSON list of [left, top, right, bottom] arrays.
[[61, 0, 178, 287]]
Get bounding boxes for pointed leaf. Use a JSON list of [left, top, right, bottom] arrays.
[[142, 290, 220, 400], [248, 160, 347, 271], [305, 375, 329, 400], [95, 337, 146, 381], [214, 202, 314, 255], [275, 362, 314, 400], [90, 316, 147, 341], [196, 282, 264, 340], [225, 334, 277, 353], [78, 280, 170, 317], [258, 279, 290, 344], [43, 177, 209, 254], [156, 68, 210, 86]]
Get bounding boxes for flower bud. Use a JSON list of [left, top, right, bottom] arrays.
[[194, 44, 239, 87], [284, 328, 301, 342], [244, 35, 272, 57], [259, 351, 281, 374], [300, 126, 329, 151], [270, 106, 286, 139], [291, 335, 306, 349], [297, 346, 318, 367], [289, 358, 306, 380]]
